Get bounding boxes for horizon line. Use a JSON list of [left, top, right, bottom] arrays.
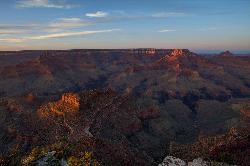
[[0, 48, 250, 54]]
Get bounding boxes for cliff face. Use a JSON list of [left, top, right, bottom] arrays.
[[167, 49, 188, 61], [240, 104, 250, 118], [157, 49, 192, 62], [169, 127, 250, 166], [38, 93, 79, 118], [1, 49, 250, 99]]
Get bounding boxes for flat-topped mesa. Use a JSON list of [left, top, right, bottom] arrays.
[[218, 50, 234, 57], [131, 48, 192, 57], [132, 48, 156, 56]]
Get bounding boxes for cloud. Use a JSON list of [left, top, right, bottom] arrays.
[[0, 18, 92, 34], [84, 10, 191, 23], [0, 24, 39, 36], [86, 11, 108, 18], [158, 29, 176, 32], [152, 12, 189, 18], [17, 0, 76, 9], [50, 18, 92, 28], [0, 30, 26, 35], [48, 18, 92, 32], [0, 38, 26, 43], [0, 29, 120, 43], [0, 24, 38, 30], [28, 29, 120, 39]]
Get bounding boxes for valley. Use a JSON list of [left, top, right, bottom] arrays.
[[0, 49, 249, 165]]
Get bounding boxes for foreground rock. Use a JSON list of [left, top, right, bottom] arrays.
[[158, 156, 186, 166], [158, 156, 235, 166]]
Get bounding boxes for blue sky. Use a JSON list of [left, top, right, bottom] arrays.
[[0, 0, 250, 52]]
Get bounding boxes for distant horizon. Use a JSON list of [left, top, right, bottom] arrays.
[[0, 48, 250, 54]]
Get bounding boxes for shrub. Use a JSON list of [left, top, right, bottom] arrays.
[[68, 156, 83, 166], [68, 151, 100, 166]]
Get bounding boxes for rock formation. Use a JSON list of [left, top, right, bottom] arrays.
[[218, 50, 234, 57]]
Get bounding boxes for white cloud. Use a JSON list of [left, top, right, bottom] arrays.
[[85, 11, 186, 20], [86, 11, 108, 18], [17, 0, 76, 9], [0, 29, 120, 43], [158, 29, 176, 33]]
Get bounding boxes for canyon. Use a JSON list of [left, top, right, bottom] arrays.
[[0, 49, 249, 165]]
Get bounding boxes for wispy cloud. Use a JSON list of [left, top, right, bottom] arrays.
[[158, 29, 176, 33], [0, 30, 26, 35], [84, 10, 191, 22], [0, 24, 38, 30], [50, 18, 91, 28], [0, 29, 120, 43], [28, 29, 120, 39], [0, 38, 25, 43], [0, 18, 92, 34], [0, 24, 39, 36], [17, 0, 77, 9], [48, 18, 92, 32], [86, 11, 109, 18], [152, 12, 189, 18]]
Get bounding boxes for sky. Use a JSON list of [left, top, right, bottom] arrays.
[[0, 0, 250, 53]]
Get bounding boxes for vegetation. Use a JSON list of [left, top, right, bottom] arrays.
[[20, 143, 100, 166], [68, 151, 100, 166]]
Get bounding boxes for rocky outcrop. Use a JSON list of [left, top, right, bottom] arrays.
[[218, 51, 234, 57], [38, 93, 79, 118], [158, 156, 236, 166], [168, 49, 185, 61], [158, 49, 193, 62], [158, 156, 186, 166], [21, 146, 100, 166], [187, 158, 208, 166], [240, 104, 250, 118], [169, 127, 250, 166]]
